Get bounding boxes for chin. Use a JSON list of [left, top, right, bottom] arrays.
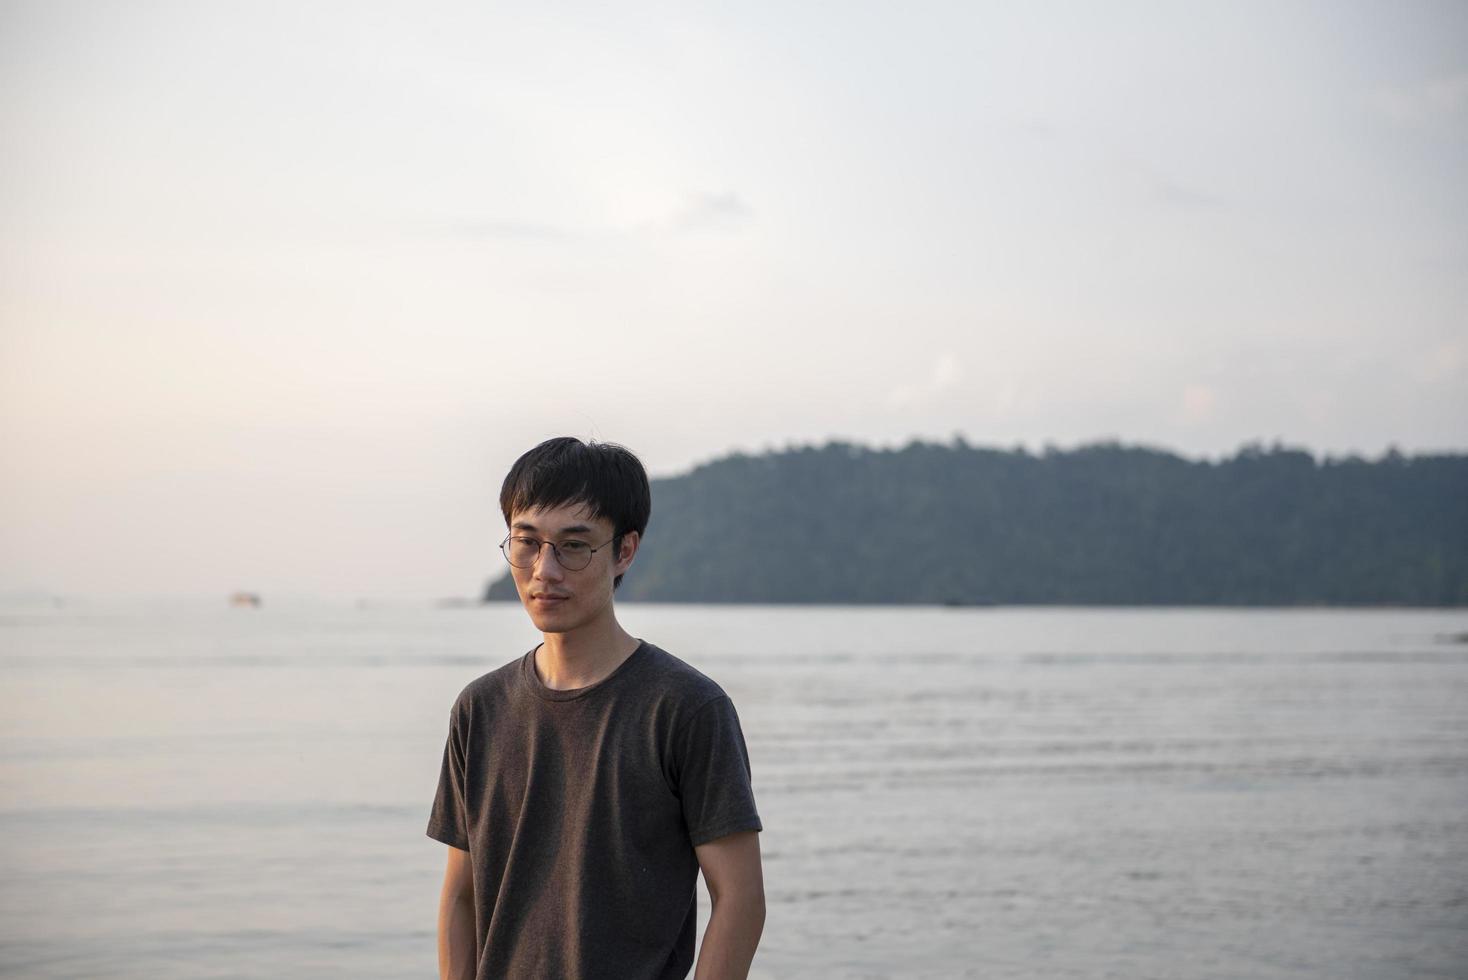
[[529, 613, 570, 633]]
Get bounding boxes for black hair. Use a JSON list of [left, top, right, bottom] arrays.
[[499, 437, 652, 589]]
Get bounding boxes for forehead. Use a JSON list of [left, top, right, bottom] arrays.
[[508, 501, 610, 534]]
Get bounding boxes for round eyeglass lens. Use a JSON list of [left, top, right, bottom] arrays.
[[503, 537, 594, 570]]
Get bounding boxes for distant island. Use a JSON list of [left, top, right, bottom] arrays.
[[482, 439, 1468, 606]]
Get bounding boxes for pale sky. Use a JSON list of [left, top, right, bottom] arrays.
[[2, 1, 1465, 600]]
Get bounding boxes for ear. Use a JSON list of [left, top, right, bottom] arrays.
[[614, 530, 640, 576]]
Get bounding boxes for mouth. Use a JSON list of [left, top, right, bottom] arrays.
[[530, 593, 570, 603]]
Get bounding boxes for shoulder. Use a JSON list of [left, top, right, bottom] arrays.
[[636, 641, 730, 710], [446, 650, 530, 722], [630, 642, 745, 745]]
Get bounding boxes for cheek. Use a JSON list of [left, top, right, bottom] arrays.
[[586, 574, 616, 603]]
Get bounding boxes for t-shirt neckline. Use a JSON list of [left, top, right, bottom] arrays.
[[522, 639, 649, 702]]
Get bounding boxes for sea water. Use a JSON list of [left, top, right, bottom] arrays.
[[1, 602, 1465, 979]]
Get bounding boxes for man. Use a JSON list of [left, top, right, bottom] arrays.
[[428, 437, 765, 980]]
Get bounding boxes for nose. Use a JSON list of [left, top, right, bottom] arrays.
[[531, 542, 565, 581]]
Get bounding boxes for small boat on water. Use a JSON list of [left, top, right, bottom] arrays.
[[228, 592, 262, 609]]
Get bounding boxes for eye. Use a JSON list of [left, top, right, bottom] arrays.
[[558, 540, 590, 554]]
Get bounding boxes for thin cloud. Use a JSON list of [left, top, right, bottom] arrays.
[[1145, 171, 1227, 210], [668, 191, 753, 232], [429, 219, 571, 241], [1372, 72, 1468, 124], [886, 353, 962, 409], [1113, 156, 1228, 211], [421, 194, 755, 242]]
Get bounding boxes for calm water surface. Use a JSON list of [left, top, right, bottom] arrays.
[[1, 602, 1466, 979]]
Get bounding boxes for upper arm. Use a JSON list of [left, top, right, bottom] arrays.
[[694, 830, 764, 906], [442, 844, 474, 901]]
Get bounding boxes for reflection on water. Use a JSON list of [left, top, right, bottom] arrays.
[[1, 603, 1466, 979]]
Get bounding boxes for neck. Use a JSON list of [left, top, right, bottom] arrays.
[[534, 614, 640, 691]]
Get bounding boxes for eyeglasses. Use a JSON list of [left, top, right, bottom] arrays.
[[499, 534, 616, 572]]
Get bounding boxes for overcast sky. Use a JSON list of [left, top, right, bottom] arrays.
[[2, 1, 1464, 600]]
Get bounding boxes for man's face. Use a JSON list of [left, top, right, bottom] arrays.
[[505, 502, 637, 635]]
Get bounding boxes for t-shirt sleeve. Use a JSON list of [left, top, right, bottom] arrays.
[[426, 703, 471, 851], [673, 695, 763, 847]]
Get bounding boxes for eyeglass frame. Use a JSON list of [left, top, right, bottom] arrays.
[[499, 532, 620, 571]]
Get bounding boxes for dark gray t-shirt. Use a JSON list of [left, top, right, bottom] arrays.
[[426, 639, 762, 980]]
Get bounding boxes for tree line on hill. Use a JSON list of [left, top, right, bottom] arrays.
[[483, 439, 1468, 606]]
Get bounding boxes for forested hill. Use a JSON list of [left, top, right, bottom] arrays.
[[483, 440, 1468, 606]]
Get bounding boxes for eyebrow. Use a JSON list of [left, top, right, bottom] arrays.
[[511, 521, 594, 535]]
